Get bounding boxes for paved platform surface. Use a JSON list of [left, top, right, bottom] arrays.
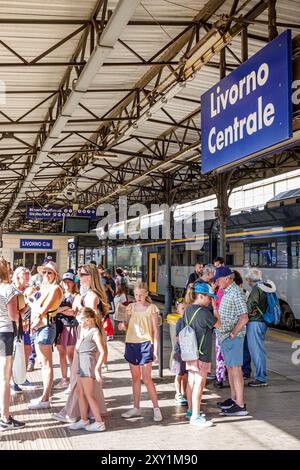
[[1, 325, 300, 450]]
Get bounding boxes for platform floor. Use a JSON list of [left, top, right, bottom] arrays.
[[1, 326, 300, 450]]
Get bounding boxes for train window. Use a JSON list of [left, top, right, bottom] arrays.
[[159, 253, 165, 265], [291, 241, 300, 269], [172, 252, 179, 266], [151, 258, 156, 283], [250, 243, 276, 267], [276, 242, 288, 268], [244, 244, 250, 266]]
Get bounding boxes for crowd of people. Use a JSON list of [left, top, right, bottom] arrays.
[[170, 257, 277, 426], [0, 257, 134, 432], [0, 254, 277, 432]]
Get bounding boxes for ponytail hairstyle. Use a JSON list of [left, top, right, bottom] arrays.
[[134, 281, 152, 304], [184, 287, 196, 306], [78, 306, 103, 334]]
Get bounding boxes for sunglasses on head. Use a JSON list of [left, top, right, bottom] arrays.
[[42, 270, 54, 275]]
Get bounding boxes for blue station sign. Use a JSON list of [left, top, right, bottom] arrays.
[[20, 239, 53, 250], [26, 207, 96, 220], [201, 30, 292, 174]]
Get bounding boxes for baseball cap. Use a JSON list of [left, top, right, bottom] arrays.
[[194, 281, 218, 299], [211, 266, 234, 283], [63, 272, 75, 282]]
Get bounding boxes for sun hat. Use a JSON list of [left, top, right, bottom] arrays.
[[37, 261, 59, 276], [194, 281, 218, 299]]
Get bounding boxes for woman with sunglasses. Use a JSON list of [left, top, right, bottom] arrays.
[[55, 272, 79, 390], [28, 262, 63, 410], [52, 264, 108, 424]]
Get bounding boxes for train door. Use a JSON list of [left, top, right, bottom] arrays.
[[148, 253, 157, 294]]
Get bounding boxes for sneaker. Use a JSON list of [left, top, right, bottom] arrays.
[[217, 398, 235, 409], [153, 407, 163, 422], [20, 379, 37, 390], [121, 408, 141, 418], [55, 378, 69, 389], [85, 421, 106, 432], [52, 412, 76, 423], [186, 409, 192, 420], [69, 419, 89, 430], [102, 365, 108, 373], [27, 363, 34, 372], [190, 414, 213, 427], [221, 403, 248, 416], [248, 380, 268, 387], [64, 385, 71, 395], [175, 394, 188, 405], [28, 398, 50, 410], [0, 416, 25, 432], [10, 384, 23, 395]]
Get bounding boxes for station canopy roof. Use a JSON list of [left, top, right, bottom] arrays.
[[0, 0, 300, 232]]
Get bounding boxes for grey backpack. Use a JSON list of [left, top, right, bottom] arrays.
[[179, 308, 201, 361]]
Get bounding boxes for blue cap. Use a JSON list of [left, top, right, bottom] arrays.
[[194, 281, 218, 299], [211, 266, 233, 283]]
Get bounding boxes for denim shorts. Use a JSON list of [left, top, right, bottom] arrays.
[[220, 336, 244, 367], [125, 341, 153, 365], [0, 332, 14, 357], [36, 323, 56, 345], [23, 330, 31, 346]]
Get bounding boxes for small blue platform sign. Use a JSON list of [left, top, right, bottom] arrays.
[[20, 239, 53, 250], [201, 30, 292, 174]]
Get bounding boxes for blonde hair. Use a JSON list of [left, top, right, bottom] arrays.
[[82, 264, 109, 315], [184, 287, 196, 305], [134, 281, 152, 304], [78, 306, 103, 334]]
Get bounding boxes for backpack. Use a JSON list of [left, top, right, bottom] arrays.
[[256, 287, 281, 326], [178, 308, 201, 361], [262, 292, 281, 326]]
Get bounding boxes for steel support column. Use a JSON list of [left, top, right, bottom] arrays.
[[104, 244, 108, 269], [213, 173, 233, 260], [112, 246, 117, 276], [164, 181, 176, 315], [268, 0, 278, 41]]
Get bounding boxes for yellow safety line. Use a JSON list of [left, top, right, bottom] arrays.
[[266, 330, 298, 344]]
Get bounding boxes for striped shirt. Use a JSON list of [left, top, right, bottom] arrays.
[[216, 282, 248, 343], [0, 283, 17, 333]]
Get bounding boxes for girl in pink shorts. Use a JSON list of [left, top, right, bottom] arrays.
[[183, 282, 221, 427]]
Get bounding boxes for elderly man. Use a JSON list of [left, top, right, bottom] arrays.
[[211, 266, 249, 416], [200, 264, 216, 284], [244, 269, 275, 387]]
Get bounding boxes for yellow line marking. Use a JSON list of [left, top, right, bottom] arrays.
[[266, 330, 297, 344]]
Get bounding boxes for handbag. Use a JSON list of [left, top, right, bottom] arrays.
[[12, 339, 27, 385], [113, 302, 129, 322]]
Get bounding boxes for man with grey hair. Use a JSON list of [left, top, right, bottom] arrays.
[[244, 268, 276, 387], [201, 264, 216, 284], [211, 266, 249, 416]]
